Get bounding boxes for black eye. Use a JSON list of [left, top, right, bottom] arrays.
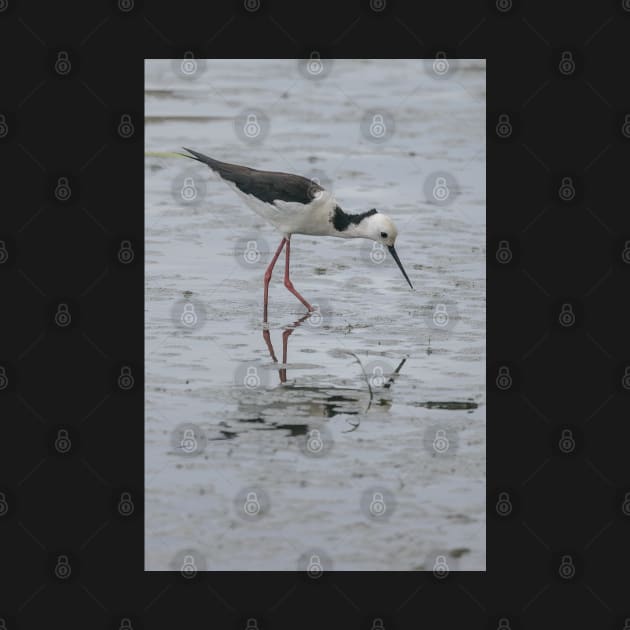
[[380, 232, 388, 238]]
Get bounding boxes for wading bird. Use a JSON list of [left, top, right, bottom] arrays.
[[180, 148, 413, 322]]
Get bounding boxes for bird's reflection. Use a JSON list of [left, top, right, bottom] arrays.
[[259, 314, 409, 430], [262, 312, 311, 384]]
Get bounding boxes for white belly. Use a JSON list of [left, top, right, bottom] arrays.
[[224, 180, 339, 237]]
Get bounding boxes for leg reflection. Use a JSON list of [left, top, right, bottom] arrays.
[[262, 312, 311, 384]]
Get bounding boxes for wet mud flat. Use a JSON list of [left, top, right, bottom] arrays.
[[145, 59, 486, 571]]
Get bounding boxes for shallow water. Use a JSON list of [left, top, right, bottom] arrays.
[[145, 59, 486, 571]]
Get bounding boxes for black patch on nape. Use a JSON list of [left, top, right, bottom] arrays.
[[332, 206, 378, 232]]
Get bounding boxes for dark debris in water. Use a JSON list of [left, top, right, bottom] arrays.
[[413, 401, 478, 410]]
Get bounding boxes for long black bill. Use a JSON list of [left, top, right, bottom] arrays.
[[388, 245, 414, 290]]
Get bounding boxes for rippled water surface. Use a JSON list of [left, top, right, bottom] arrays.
[[145, 59, 486, 571]]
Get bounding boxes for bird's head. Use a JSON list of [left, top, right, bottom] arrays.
[[363, 212, 398, 247], [362, 211, 413, 290]]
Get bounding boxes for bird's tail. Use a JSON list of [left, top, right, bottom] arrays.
[[178, 147, 219, 167]]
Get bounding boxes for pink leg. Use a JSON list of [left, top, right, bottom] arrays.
[[284, 238, 313, 313], [264, 238, 287, 322]]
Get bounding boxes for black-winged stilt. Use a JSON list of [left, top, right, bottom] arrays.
[[180, 148, 413, 322]]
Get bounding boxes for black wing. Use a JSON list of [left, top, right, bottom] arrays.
[[180, 148, 324, 205]]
